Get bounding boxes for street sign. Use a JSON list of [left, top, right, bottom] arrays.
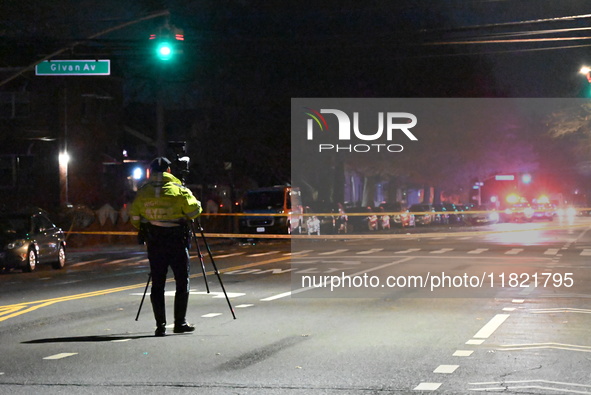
[[35, 60, 110, 76]]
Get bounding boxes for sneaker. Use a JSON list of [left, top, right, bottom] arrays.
[[155, 324, 166, 337], [173, 323, 195, 333]]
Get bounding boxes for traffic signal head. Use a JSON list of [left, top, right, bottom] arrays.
[[149, 26, 184, 62], [521, 173, 532, 184]]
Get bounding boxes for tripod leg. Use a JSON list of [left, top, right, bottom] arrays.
[[191, 222, 210, 293], [135, 273, 151, 321], [196, 219, 236, 319]]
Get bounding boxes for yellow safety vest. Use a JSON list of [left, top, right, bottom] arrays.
[[130, 172, 202, 229]]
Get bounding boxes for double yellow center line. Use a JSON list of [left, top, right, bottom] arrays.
[[0, 255, 291, 323]]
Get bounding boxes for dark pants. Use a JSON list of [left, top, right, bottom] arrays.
[[146, 225, 191, 326]]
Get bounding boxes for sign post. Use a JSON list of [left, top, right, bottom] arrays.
[[35, 60, 110, 76]]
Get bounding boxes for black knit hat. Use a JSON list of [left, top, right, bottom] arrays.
[[149, 157, 172, 173]]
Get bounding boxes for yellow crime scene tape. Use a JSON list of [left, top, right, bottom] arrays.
[[64, 209, 591, 240]]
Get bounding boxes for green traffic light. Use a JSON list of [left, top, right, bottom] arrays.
[[156, 41, 174, 61]]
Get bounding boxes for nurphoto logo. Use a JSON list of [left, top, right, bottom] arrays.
[[304, 108, 418, 153]]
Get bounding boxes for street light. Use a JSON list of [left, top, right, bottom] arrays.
[[58, 151, 70, 165], [580, 66, 591, 83], [59, 151, 70, 205]]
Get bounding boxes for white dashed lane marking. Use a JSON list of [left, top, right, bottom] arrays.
[[473, 314, 510, 339], [201, 313, 222, 318], [434, 365, 459, 374], [260, 291, 292, 301], [414, 382, 441, 391], [43, 353, 78, 360]]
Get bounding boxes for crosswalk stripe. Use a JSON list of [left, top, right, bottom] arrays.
[[581, 249, 591, 256], [285, 250, 313, 256], [247, 251, 279, 257], [544, 248, 560, 255], [104, 258, 137, 266], [468, 248, 488, 254], [215, 252, 245, 258], [318, 249, 349, 255], [357, 248, 384, 255], [69, 258, 106, 267], [395, 248, 421, 254], [430, 248, 454, 254], [505, 249, 524, 255]]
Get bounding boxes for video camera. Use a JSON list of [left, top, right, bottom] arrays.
[[168, 141, 190, 184]]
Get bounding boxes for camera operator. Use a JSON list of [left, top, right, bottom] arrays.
[[130, 157, 203, 337]]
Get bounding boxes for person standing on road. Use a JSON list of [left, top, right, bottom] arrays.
[[130, 157, 203, 337]]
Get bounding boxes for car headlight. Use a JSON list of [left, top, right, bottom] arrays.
[[7, 239, 26, 249]]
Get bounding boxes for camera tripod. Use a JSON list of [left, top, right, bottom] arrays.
[[135, 218, 236, 321]]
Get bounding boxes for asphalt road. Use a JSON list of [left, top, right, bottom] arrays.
[[1, 217, 591, 394]]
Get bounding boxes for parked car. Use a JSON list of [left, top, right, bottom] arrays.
[[466, 204, 500, 225], [346, 206, 378, 232], [532, 203, 556, 221], [500, 203, 535, 222], [379, 202, 415, 228], [443, 203, 465, 224], [409, 204, 439, 225], [0, 208, 66, 272], [432, 204, 451, 224]]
